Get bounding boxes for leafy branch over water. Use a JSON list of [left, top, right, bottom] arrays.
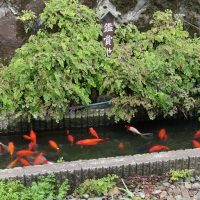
[[0, 0, 199, 123]]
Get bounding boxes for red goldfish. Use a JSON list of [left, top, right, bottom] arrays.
[[28, 142, 38, 151], [16, 150, 37, 157], [48, 140, 60, 151], [76, 138, 109, 146], [194, 130, 200, 139], [89, 127, 99, 139], [192, 140, 200, 148], [23, 135, 32, 141], [65, 130, 74, 144], [67, 135, 74, 145], [8, 142, 15, 156], [125, 125, 142, 136], [149, 145, 170, 152], [30, 129, 37, 144], [6, 158, 19, 169], [34, 152, 47, 165], [18, 158, 31, 166], [158, 128, 168, 141], [118, 143, 125, 151]]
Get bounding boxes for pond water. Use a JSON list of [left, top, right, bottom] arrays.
[[0, 119, 199, 169]]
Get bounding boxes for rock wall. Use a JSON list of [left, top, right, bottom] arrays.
[[0, 0, 199, 65], [0, 0, 44, 66]]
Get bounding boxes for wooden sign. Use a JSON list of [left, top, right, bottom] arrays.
[[102, 12, 115, 57]]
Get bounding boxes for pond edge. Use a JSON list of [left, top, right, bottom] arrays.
[[0, 149, 200, 187]]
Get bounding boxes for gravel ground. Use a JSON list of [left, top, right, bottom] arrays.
[[67, 174, 200, 200]]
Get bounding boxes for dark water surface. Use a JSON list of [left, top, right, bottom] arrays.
[[0, 119, 199, 169]]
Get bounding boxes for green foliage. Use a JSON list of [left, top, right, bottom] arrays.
[[169, 169, 193, 181], [73, 174, 118, 197], [0, 7, 199, 123], [57, 156, 65, 163], [0, 0, 106, 122], [0, 174, 69, 200], [103, 10, 200, 122], [18, 10, 36, 33]]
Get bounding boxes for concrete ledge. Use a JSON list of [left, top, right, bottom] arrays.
[[1, 149, 200, 187]]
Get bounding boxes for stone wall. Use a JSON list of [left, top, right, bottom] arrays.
[[1, 149, 200, 188]]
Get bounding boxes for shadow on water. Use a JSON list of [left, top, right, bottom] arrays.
[[0, 119, 199, 169]]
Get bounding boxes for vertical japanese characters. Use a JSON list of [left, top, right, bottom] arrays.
[[102, 13, 115, 57]]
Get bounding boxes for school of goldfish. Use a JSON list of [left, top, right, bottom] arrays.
[[124, 125, 200, 153], [0, 127, 109, 169], [0, 126, 200, 169]]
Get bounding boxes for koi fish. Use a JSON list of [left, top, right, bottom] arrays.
[[149, 145, 170, 152], [8, 142, 15, 156], [192, 140, 200, 148], [48, 140, 60, 151], [125, 125, 142, 136], [6, 158, 19, 169], [194, 130, 200, 139], [75, 138, 109, 146], [34, 152, 46, 165], [89, 127, 99, 139], [30, 129, 37, 144], [23, 135, 32, 141], [158, 128, 168, 141], [67, 135, 74, 145], [16, 150, 37, 157], [18, 158, 31, 166], [118, 143, 125, 151]]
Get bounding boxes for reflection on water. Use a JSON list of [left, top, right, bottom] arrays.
[[0, 119, 199, 169]]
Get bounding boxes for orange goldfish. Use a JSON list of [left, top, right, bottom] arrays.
[[118, 143, 125, 151], [158, 128, 168, 141], [18, 158, 31, 166], [67, 135, 74, 145], [6, 158, 19, 169], [16, 150, 37, 157], [8, 142, 15, 156], [66, 130, 70, 135], [76, 138, 109, 146], [48, 140, 60, 151], [34, 152, 46, 165], [125, 125, 142, 136], [149, 145, 170, 152], [194, 130, 200, 139], [30, 129, 37, 144], [192, 140, 200, 148], [89, 127, 99, 139], [23, 135, 32, 140]]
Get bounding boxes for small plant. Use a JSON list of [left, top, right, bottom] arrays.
[[169, 169, 193, 181], [0, 174, 69, 200], [118, 179, 142, 200], [73, 174, 118, 197], [18, 10, 36, 33], [57, 156, 65, 163]]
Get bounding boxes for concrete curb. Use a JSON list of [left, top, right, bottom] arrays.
[[0, 149, 200, 187]]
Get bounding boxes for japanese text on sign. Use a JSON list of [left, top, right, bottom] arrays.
[[102, 13, 115, 57]]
